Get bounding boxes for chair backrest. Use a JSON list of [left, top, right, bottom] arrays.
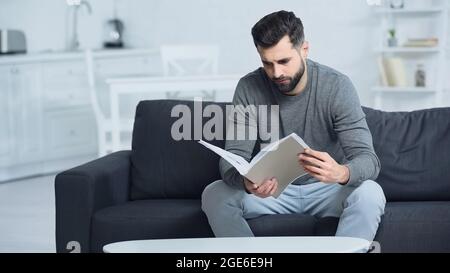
[[160, 44, 219, 76], [85, 49, 107, 123]]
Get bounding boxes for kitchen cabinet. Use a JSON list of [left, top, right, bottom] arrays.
[[11, 64, 43, 164], [41, 61, 90, 109], [0, 64, 42, 167], [43, 107, 97, 159], [0, 66, 13, 167], [0, 48, 159, 181]]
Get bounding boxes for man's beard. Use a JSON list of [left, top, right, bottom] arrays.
[[272, 62, 305, 94]]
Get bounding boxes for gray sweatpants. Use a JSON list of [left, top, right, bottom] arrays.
[[201, 179, 386, 241]]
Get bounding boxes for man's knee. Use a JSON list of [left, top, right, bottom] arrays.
[[201, 180, 226, 206], [201, 180, 242, 214], [347, 180, 386, 212]]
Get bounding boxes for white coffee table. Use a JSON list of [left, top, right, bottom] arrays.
[[103, 236, 371, 253]]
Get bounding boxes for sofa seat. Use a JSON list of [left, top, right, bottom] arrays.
[[313, 201, 450, 252], [374, 201, 450, 253], [91, 199, 450, 253], [91, 199, 213, 252], [91, 199, 320, 252]]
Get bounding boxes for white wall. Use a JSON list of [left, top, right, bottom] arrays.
[[0, 0, 448, 108]]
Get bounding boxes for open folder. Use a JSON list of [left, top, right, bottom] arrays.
[[198, 133, 310, 198]]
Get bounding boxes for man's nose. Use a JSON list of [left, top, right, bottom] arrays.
[[273, 65, 283, 78]]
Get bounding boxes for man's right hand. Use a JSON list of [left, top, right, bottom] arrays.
[[244, 177, 278, 198]]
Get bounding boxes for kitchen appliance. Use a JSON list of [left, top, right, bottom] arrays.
[[0, 29, 27, 54], [103, 18, 124, 48], [103, 0, 124, 48]]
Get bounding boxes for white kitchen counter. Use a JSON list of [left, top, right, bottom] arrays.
[[0, 47, 160, 182], [0, 48, 159, 65]]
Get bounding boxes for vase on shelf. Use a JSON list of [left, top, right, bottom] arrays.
[[415, 64, 426, 87], [387, 29, 397, 47]]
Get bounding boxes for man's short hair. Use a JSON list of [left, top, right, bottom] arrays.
[[251, 10, 304, 49]]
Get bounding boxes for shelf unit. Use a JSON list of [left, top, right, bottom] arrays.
[[372, 86, 437, 93], [374, 7, 444, 14], [375, 47, 442, 53], [371, 0, 448, 111]]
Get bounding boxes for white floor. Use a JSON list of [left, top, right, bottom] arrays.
[[0, 175, 56, 253]]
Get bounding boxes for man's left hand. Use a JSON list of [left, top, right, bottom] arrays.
[[298, 148, 349, 184]]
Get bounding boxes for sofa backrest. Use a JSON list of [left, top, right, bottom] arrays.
[[130, 100, 450, 201], [130, 100, 226, 200], [363, 107, 450, 201]]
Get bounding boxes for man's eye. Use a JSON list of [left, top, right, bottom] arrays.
[[279, 60, 289, 65]]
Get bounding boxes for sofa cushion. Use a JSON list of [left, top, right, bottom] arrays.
[[313, 201, 450, 252], [91, 199, 318, 252], [92, 200, 450, 253], [91, 199, 214, 252], [131, 100, 226, 200], [248, 214, 317, 236], [363, 107, 450, 201], [374, 201, 450, 252]]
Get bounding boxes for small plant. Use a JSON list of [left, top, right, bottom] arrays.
[[388, 29, 396, 38], [387, 28, 397, 47]]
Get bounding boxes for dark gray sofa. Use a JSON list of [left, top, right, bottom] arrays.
[[55, 100, 450, 253]]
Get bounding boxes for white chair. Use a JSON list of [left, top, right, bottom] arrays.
[[85, 49, 133, 157], [160, 44, 220, 101], [160, 44, 219, 76]]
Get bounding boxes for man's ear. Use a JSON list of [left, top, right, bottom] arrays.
[[301, 41, 309, 59]]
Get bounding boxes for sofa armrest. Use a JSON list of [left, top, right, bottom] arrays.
[[55, 151, 131, 253]]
